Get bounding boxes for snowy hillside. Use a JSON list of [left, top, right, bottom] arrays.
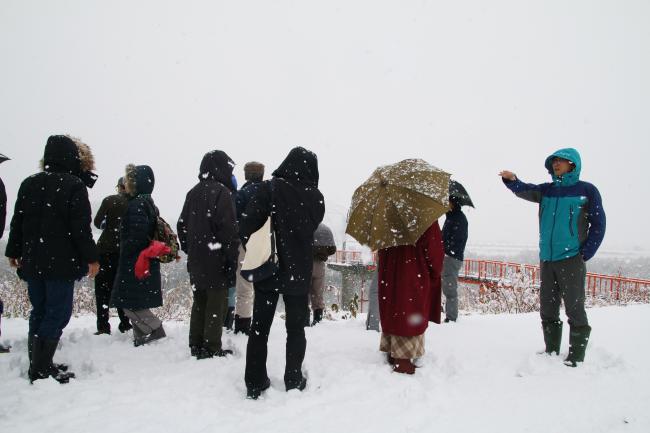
[[1, 305, 648, 433]]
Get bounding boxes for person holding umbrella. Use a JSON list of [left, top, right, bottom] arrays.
[[346, 159, 448, 374], [441, 180, 473, 323]]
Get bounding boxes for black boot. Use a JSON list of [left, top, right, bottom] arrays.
[[246, 377, 271, 400], [285, 375, 307, 392], [95, 319, 111, 335], [190, 345, 201, 357], [196, 347, 233, 359], [234, 316, 251, 335], [311, 309, 323, 326], [118, 321, 133, 334], [564, 325, 592, 367], [541, 320, 563, 355], [29, 337, 75, 384]]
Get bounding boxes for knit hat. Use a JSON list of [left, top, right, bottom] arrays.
[[244, 161, 265, 181]]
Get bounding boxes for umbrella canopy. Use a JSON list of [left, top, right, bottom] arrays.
[[346, 159, 450, 250], [449, 180, 474, 208], [0, 154, 9, 164]]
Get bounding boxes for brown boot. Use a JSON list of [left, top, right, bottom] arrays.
[[392, 358, 415, 375]]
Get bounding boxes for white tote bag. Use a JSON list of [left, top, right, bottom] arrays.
[[240, 216, 279, 282]]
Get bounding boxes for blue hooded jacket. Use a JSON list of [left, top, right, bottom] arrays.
[[503, 148, 606, 262]]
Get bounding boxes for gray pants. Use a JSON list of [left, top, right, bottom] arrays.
[[235, 245, 254, 318], [124, 309, 163, 337], [442, 255, 463, 321], [540, 254, 588, 327], [365, 269, 380, 331], [309, 260, 326, 310]]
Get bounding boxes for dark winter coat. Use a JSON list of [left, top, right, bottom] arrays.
[[111, 165, 162, 310], [442, 204, 468, 261], [0, 177, 6, 239], [177, 151, 240, 291], [236, 179, 264, 221], [378, 222, 444, 337], [94, 193, 129, 254], [5, 135, 98, 280], [239, 147, 325, 296]]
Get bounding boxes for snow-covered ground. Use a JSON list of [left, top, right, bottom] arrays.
[[1, 305, 649, 433]]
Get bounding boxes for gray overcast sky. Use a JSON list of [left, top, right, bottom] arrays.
[[1, 0, 649, 253]]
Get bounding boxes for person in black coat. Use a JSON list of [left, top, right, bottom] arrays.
[[0, 153, 9, 353], [177, 150, 239, 358], [441, 197, 469, 322], [239, 147, 325, 399], [233, 161, 265, 335], [111, 164, 166, 347], [93, 177, 131, 335], [5, 135, 100, 383]]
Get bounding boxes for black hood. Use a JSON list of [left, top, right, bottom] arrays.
[[125, 164, 155, 195], [198, 150, 235, 191], [43, 135, 81, 175], [272, 147, 319, 188]]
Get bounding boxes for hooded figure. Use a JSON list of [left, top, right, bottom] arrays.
[[111, 164, 166, 347], [309, 223, 337, 326], [239, 147, 325, 399], [92, 177, 131, 335], [501, 147, 606, 367], [441, 196, 469, 323], [5, 135, 99, 383], [177, 150, 240, 358]]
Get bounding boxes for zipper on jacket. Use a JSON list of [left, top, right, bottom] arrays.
[[569, 205, 574, 237], [548, 197, 559, 259]]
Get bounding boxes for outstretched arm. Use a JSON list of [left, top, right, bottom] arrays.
[[499, 170, 544, 203]]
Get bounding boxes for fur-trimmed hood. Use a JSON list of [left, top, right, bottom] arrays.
[[40, 135, 97, 187], [125, 164, 155, 196], [40, 135, 95, 173]]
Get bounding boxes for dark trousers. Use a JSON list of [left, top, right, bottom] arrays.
[[27, 279, 75, 339], [540, 254, 588, 327], [245, 290, 309, 390], [95, 253, 129, 332], [189, 288, 228, 352]]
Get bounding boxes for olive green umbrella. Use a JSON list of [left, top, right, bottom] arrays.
[[345, 159, 451, 250]]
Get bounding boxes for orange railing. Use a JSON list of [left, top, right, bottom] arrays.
[[330, 252, 650, 303], [460, 259, 650, 303]]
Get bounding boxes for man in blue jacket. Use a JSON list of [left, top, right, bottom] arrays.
[[500, 148, 606, 367]]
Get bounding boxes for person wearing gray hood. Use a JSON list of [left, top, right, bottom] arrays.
[[309, 223, 336, 326]]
